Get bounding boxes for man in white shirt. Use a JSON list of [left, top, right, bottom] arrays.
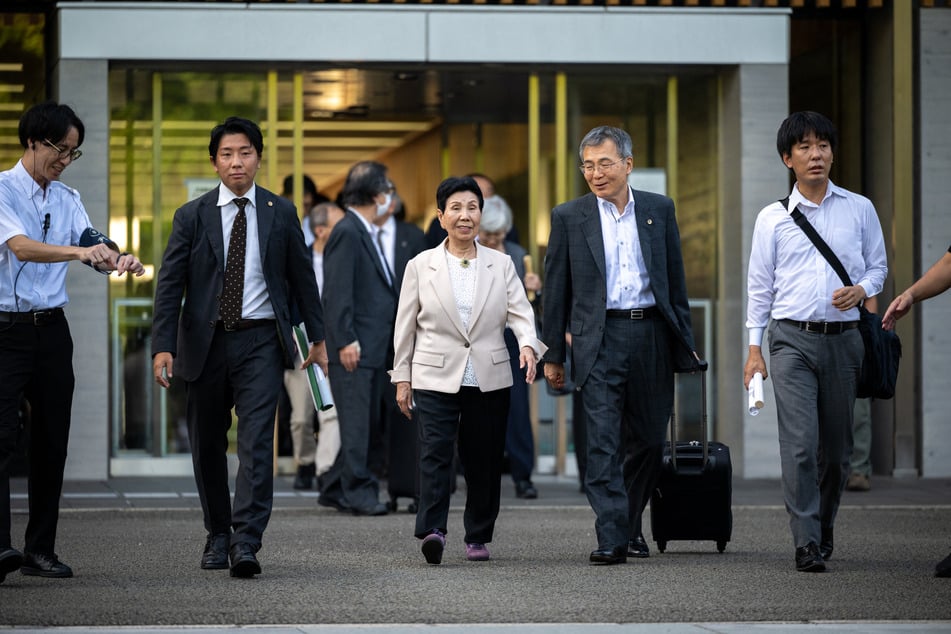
[[744, 111, 887, 573], [0, 101, 145, 582]]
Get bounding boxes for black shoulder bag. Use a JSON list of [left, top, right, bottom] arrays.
[[780, 198, 901, 399]]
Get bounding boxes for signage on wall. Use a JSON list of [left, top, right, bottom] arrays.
[[184, 178, 220, 201]]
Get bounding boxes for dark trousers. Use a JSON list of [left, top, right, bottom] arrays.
[[414, 387, 509, 544], [0, 317, 73, 555], [186, 325, 283, 550], [503, 328, 534, 483], [580, 317, 673, 550], [322, 364, 386, 511]]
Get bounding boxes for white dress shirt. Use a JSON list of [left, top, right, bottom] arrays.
[[0, 160, 93, 311], [218, 183, 274, 320], [598, 186, 655, 310], [746, 180, 888, 346]]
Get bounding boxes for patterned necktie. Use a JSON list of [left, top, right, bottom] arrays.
[[220, 197, 249, 329]]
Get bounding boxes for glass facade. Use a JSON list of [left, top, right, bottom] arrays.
[[107, 64, 720, 464]]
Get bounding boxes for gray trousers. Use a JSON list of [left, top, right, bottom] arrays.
[[768, 319, 863, 549], [580, 317, 674, 550]]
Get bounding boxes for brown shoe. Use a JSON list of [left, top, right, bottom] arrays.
[[846, 472, 871, 492]]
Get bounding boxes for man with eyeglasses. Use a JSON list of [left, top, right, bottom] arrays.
[[542, 125, 701, 565], [0, 101, 145, 582]]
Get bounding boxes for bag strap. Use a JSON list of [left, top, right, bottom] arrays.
[[780, 197, 855, 288]]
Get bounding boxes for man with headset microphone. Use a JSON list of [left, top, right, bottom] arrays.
[[0, 101, 145, 582]]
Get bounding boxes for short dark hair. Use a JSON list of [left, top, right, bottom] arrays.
[[436, 176, 484, 213], [209, 116, 263, 158], [282, 174, 318, 200], [579, 125, 633, 160], [776, 111, 838, 159], [18, 101, 85, 149], [340, 161, 390, 207]]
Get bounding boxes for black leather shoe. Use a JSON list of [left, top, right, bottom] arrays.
[[0, 547, 24, 583], [317, 495, 349, 512], [589, 546, 627, 565], [20, 552, 73, 578], [627, 534, 650, 558], [819, 526, 834, 561], [515, 480, 538, 499], [795, 543, 826, 572], [352, 502, 389, 516], [293, 463, 316, 490], [201, 533, 230, 570], [229, 543, 261, 578]]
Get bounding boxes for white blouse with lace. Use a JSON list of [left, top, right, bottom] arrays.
[[446, 248, 479, 387]]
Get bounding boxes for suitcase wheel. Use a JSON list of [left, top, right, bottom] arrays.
[[657, 541, 667, 553], [716, 541, 727, 553]]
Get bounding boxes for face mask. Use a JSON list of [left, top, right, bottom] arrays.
[[376, 192, 393, 217]]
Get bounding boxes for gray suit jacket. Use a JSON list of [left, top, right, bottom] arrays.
[[541, 190, 699, 387], [322, 209, 398, 369], [151, 185, 324, 382]]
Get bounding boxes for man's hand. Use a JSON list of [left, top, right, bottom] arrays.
[[153, 352, 174, 389], [743, 346, 767, 390], [544, 362, 566, 391], [339, 343, 360, 372], [882, 292, 913, 331], [831, 284, 867, 312], [80, 243, 117, 270], [114, 252, 146, 277], [303, 341, 329, 376]]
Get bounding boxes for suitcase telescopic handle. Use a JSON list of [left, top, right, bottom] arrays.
[[670, 360, 709, 472]]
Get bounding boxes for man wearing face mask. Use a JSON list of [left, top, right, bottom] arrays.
[[316, 161, 397, 516]]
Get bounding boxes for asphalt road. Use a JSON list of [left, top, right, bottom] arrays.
[[3, 476, 950, 629]]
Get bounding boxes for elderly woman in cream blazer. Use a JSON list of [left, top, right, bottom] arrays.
[[390, 176, 546, 565]]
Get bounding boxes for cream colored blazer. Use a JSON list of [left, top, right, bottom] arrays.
[[390, 242, 547, 393]]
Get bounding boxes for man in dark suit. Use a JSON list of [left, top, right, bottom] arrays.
[[317, 161, 398, 516], [151, 117, 327, 578], [542, 125, 700, 565]]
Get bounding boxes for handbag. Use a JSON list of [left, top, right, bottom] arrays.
[[781, 198, 902, 399]]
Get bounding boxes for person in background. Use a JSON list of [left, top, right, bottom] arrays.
[[542, 125, 701, 566], [282, 201, 345, 490], [846, 297, 877, 492], [152, 116, 327, 578], [479, 196, 541, 500], [282, 174, 329, 249], [318, 161, 397, 517], [391, 176, 546, 565], [0, 101, 145, 582], [744, 111, 887, 573], [882, 244, 951, 579]]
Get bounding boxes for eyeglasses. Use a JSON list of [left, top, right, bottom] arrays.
[[579, 158, 626, 175], [43, 139, 82, 162]]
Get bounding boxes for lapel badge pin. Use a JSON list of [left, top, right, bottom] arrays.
[[268, 201, 273, 207], [647, 218, 653, 225]]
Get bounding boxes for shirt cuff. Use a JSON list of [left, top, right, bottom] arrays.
[[748, 327, 764, 347]]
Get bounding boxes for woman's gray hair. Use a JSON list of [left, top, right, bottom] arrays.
[[480, 196, 513, 234], [579, 125, 633, 160]]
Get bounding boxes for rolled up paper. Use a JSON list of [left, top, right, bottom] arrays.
[[748, 372, 765, 415]]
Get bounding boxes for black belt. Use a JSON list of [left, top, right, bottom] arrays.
[[217, 319, 275, 332], [0, 308, 65, 326], [783, 319, 859, 335], [606, 307, 660, 320]]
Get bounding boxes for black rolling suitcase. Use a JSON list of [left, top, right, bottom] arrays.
[[649, 363, 732, 553]]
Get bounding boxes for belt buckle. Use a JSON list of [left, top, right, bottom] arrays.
[[223, 321, 238, 332], [33, 310, 51, 326], [630, 309, 644, 320]]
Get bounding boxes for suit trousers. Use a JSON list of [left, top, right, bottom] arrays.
[[503, 328, 535, 483], [580, 316, 673, 550], [321, 364, 386, 511], [0, 318, 73, 555], [414, 387, 509, 544], [850, 397, 872, 477], [185, 324, 284, 549], [768, 319, 863, 549]]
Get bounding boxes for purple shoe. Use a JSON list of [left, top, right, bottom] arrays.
[[421, 530, 445, 565], [466, 543, 490, 561]]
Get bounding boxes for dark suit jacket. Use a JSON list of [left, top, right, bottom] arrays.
[[542, 190, 698, 387], [393, 219, 427, 289], [151, 185, 324, 382], [322, 210, 398, 369]]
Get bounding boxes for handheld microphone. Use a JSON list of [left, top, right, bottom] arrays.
[[42, 213, 50, 242]]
